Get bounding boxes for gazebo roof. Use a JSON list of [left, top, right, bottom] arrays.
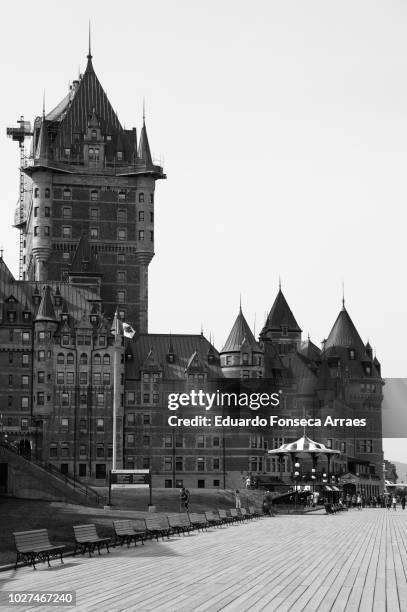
[[268, 435, 341, 456]]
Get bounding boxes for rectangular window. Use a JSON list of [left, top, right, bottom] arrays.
[[175, 457, 183, 471], [138, 230, 144, 241], [61, 392, 69, 405], [143, 393, 150, 404], [103, 373, 111, 385], [196, 435, 205, 448], [175, 434, 183, 448], [22, 332, 30, 345], [21, 397, 29, 409], [138, 211, 144, 221], [79, 445, 87, 457], [37, 371, 45, 384], [197, 458, 205, 472], [117, 271, 126, 283], [94, 372, 101, 385], [150, 231, 154, 241], [79, 372, 88, 385], [62, 207, 72, 219], [127, 413, 135, 425], [127, 392, 136, 405], [79, 463, 87, 477], [117, 291, 126, 303], [90, 228, 99, 239], [90, 208, 99, 221], [118, 229, 126, 241], [213, 458, 220, 470], [143, 435, 151, 447], [164, 456, 173, 471], [62, 226, 72, 238], [44, 207, 50, 217], [143, 414, 151, 425], [127, 434, 135, 447], [61, 418, 69, 429], [96, 418, 104, 431], [96, 445, 104, 458], [21, 375, 29, 387], [79, 419, 87, 431], [164, 435, 172, 448], [22, 353, 29, 367], [50, 446, 58, 458], [37, 392, 45, 405], [34, 207, 38, 217], [117, 209, 127, 222], [21, 418, 29, 430], [117, 253, 125, 264], [57, 372, 64, 384], [61, 446, 69, 458], [97, 393, 104, 405], [66, 372, 74, 384]]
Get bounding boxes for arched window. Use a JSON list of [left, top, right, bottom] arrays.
[[67, 353, 74, 364], [103, 354, 110, 365], [94, 354, 101, 365], [90, 190, 99, 201], [57, 353, 64, 364], [34, 187, 39, 198], [80, 353, 88, 365]]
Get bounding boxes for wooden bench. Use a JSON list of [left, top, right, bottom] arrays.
[[145, 516, 172, 541], [167, 513, 193, 535], [239, 508, 250, 521], [204, 511, 223, 528], [73, 524, 110, 557], [188, 513, 208, 531], [113, 520, 146, 547], [229, 509, 243, 523], [218, 509, 234, 524], [248, 505, 261, 519], [13, 529, 65, 570]]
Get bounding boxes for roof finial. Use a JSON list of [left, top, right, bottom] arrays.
[[308, 331, 310, 341], [42, 91, 46, 120], [87, 20, 92, 60], [278, 276, 282, 291], [342, 280, 345, 309], [239, 293, 242, 313], [143, 97, 146, 124], [0, 246, 3, 260]]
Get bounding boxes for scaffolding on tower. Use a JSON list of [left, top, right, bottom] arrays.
[[6, 116, 33, 279]]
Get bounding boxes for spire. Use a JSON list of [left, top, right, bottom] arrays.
[[35, 286, 57, 323], [110, 308, 122, 337], [138, 118, 153, 166], [325, 306, 365, 352], [221, 308, 260, 353], [70, 234, 100, 275], [42, 91, 46, 120], [262, 289, 302, 333], [342, 280, 345, 310], [87, 20, 92, 61]]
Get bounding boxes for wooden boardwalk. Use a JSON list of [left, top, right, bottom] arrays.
[[1, 509, 407, 611]]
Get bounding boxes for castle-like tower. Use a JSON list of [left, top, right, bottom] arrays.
[[19, 47, 165, 334]]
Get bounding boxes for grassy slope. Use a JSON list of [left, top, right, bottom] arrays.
[[0, 488, 262, 566]]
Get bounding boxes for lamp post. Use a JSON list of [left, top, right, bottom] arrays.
[[294, 461, 300, 508]]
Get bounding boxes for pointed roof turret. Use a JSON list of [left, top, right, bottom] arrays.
[[35, 286, 57, 323], [221, 309, 261, 353], [325, 305, 365, 352], [185, 350, 206, 373], [138, 118, 153, 166], [262, 289, 302, 333], [70, 234, 100, 275]]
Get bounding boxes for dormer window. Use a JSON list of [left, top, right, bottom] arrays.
[[281, 325, 288, 336], [90, 314, 98, 325], [365, 365, 371, 376], [91, 129, 97, 140], [349, 349, 356, 360], [168, 353, 175, 363], [208, 353, 215, 364], [118, 190, 126, 201], [61, 313, 68, 322]]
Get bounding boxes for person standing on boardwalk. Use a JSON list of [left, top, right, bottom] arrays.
[[180, 487, 190, 512], [235, 489, 241, 509], [356, 493, 362, 510], [392, 495, 397, 510], [402, 496, 406, 510]]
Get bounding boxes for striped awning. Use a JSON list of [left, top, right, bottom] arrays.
[[268, 435, 341, 456]]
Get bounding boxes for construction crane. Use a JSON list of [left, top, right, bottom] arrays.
[[6, 116, 33, 280]]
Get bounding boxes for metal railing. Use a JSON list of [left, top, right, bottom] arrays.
[[0, 436, 107, 506]]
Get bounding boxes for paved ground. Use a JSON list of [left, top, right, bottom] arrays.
[[1, 509, 407, 611]]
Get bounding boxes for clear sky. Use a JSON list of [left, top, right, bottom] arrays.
[[1, 1, 406, 456]]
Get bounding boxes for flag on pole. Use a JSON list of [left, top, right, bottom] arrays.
[[123, 322, 136, 339]]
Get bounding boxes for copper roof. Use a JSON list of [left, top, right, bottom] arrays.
[[263, 290, 302, 333], [221, 309, 261, 353], [325, 306, 365, 352]]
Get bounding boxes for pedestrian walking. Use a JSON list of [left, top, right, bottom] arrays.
[[402, 496, 406, 510], [180, 487, 190, 512], [356, 493, 362, 510], [392, 495, 397, 510]]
